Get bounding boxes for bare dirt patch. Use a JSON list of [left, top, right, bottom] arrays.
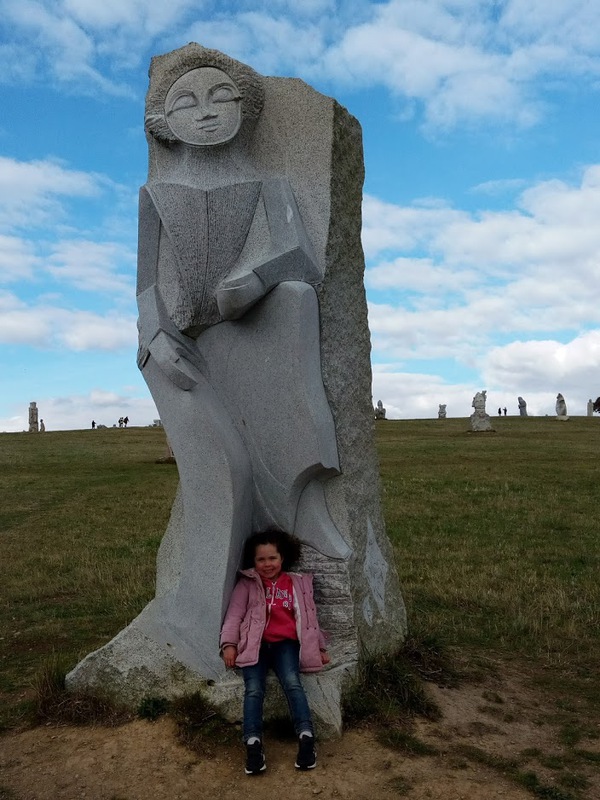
[[1, 671, 598, 800]]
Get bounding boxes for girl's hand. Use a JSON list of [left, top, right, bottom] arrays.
[[222, 645, 238, 668], [320, 650, 330, 665]]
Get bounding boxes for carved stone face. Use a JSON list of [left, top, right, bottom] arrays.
[[164, 67, 242, 146]]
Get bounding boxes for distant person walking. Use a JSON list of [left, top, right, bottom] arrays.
[[91, 420, 96, 430], [123, 416, 129, 428], [497, 407, 501, 416], [503, 407, 507, 416]]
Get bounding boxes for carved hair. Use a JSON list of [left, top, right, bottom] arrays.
[[145, 43, 264, 144]]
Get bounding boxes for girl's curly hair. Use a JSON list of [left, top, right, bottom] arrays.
[[242, 529, 302, 571]]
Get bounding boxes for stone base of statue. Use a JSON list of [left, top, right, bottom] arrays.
[[469, 410, 494, 432]]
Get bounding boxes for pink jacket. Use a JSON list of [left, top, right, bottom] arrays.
[[220, 569, 327, 672]]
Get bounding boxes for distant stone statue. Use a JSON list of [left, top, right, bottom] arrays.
[[67, 43, 406, 732], [518, 397, 528, 417], [556, 393, 568, 420], [28, 402, 39, 433], [470, 390, 493, 432], [438, 404, 446, 419], [587, 399, 593, 417], [374, 399, 386, 419]]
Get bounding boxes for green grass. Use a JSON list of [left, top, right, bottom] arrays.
[[0, 426, 178, 728], [1, 416, 600, 779], [377, 417, 600, 706]]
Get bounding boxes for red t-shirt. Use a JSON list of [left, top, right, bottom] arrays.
[[261, 572, 298, 643]]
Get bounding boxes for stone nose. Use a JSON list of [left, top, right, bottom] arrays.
[[195, 105, 218, 120]]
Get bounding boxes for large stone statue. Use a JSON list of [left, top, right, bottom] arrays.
[[470, 390, 493, 432], [518, 396, 528, 417], [438, 404, 447, 419], [556, 393, 568, 420], [67, 44, 406, 733]]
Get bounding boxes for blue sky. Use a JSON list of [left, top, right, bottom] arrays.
[[1, 0, 600, 430]]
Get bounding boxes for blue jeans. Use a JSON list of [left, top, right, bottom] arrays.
[[241, 639, 314, 742]]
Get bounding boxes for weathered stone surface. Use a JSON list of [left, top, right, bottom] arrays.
[[374, 400, 386, 419], [66, 44, 406, 734], [28, 402, 38, 433], [438, 404, 447, 419], [518, 396, 528, 417], [556, 393, 568, 420], [470, 390, 494, 432]]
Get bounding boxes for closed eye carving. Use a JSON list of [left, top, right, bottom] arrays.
[[167, 92, 196, 115], [211, 84, 241, 103]]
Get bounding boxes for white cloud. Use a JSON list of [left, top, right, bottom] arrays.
[[59, 310, 136, 350], [63, 0, 197, 34], [364, 164, 600, 367], [0, 157, 102, 231], [362, 194, 465, 259], [472, 178, 528, 196], [3, 0, 599, 129], [0, 292, 136, 350], [501, 0, 600, 55], [0, 235, 40, 282], [0, 291, 54, 344], [47, 240, 135, 293], [484, 330, 600, 394], [0, 43, 37, 83], [1, 0, 132, 94], [366, 257, 476, 294], [317, 1, 549, 128], [185, 12, 327, 75]]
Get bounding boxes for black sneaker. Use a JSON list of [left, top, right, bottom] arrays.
[[245, 740, 266, 775], [295, 734, 317, 770]]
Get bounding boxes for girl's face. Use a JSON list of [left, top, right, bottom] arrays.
[[254, 543, 283, 581]]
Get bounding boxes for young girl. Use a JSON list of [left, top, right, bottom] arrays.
[[220, 529, 330, 774]]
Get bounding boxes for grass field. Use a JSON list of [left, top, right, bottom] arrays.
[[1, 417, 599, 736]]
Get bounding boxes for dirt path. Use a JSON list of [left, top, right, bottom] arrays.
[[2, 673, 598, 800]]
